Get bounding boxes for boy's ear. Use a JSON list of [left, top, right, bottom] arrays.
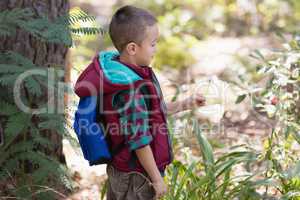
[[126, 42, 137, 56]]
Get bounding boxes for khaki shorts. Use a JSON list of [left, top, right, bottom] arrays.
[[106, 164, 156, 200]]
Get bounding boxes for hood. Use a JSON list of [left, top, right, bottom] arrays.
[[74, 51, 143, 98]]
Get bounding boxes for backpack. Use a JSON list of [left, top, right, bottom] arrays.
[[73, 95, 124, 166], [72, 51, 145, 166]]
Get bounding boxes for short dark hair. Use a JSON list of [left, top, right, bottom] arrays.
[[109, 5, 157, 52]]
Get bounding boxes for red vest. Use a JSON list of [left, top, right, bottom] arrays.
[[75, 56, 173, 173]]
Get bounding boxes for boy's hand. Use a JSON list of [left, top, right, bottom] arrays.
[[135, 145, 168, 199], [151, 177, 168, 199], [183, 92, 206, 110]]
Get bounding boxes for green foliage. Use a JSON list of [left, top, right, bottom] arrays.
[[160, 119, 266, 200], [68, 7, 98, 25], [112, 0, 300, 71], [68, 7, 104, 37], [152, 35, 196, 70], [131, 0, 300, 37], [0, 7, 103, 46], [253, 35, 300, 127], [248, 35, 300, 199], [0, 8, 33, 36], [0, 6, 101, 199], [0, 51, 75, 198], [232, 35, 300, 199]]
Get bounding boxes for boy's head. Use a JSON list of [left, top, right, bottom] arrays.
[[109, 5, 159, 66]]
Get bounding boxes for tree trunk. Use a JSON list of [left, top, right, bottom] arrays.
[[0, 0, 70, 164]]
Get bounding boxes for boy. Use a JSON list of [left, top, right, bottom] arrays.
[[75, 5, 205, 200]]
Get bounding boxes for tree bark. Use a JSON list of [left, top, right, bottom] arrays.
[[0, 0, 70, 164]]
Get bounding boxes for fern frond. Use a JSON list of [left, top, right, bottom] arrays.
[[32, 159, 63, 184], [19, 16, 54, 40], [1, 51, 36, 69], [3, 113, 30, 150], [38, 119, 65, 136], [0, 7, 103, 46], [0, 141, 35, 165], [43, 24, 72, 46], [0, 156, 20, 175], [4, 8, 33, 21], [30, 127, 54, 149], [24, 76, 43, 97], [1, 151, 53, 184], [0, 64, 26, 73], [71, 27, 103, 35], [0, 101, 18, 115], [68, 7, 96, 25], [0, 8, 33, 36], [37, 113, 66, 137], [0, 74, 20, 86], [37, 21, 72, 46], [0, 28, 12, 36], [31, 161, 69, 185]]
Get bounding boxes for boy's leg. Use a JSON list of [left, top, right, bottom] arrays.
[[106, 178, 116, 200], [106, 164, 130, 200], [106, 164, 155, 200], [130, 172, 156, 200]]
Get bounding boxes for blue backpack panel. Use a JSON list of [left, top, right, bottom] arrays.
[[73, 96, 111, 166]]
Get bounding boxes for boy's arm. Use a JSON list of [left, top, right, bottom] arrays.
[[166, 99, 188, 115], [135, 145, 162, 182], [166, 92, 206, 115], [113, 89, 167, 198], [135, 145, 167, 199]]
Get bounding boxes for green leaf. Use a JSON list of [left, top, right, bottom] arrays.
[[250, 49, 265, 61], [24, 76, 42, 97], [220, 170, 231, 197], [3, 51, 36, 69], [215, 151, 256, 164], [0, 74, 19, 86], [174, 162, 197, 199], [41, 23, 72, 46], [235, 94, 247, 104], [68, 7, 97, 25], [194, 121, 214, 165], [38, 118, 65, 136], [0, 8, 33, 36], [100, 180, 108, 200], [256, 65, 266, 74], [0, 140, 34, 165], [0, 101, 18, 115], [30, 126, 54, 148], [170, 161, 180, 196], [215, 159, 236, 178], [274, 31, 286, 41], [71, 27, 103, 35], [0, 64, 26, 73], [194, 120, 216, 194], [3, 113, 31, 150]]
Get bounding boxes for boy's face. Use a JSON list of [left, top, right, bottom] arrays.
[[135, 24, 159, 66]]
